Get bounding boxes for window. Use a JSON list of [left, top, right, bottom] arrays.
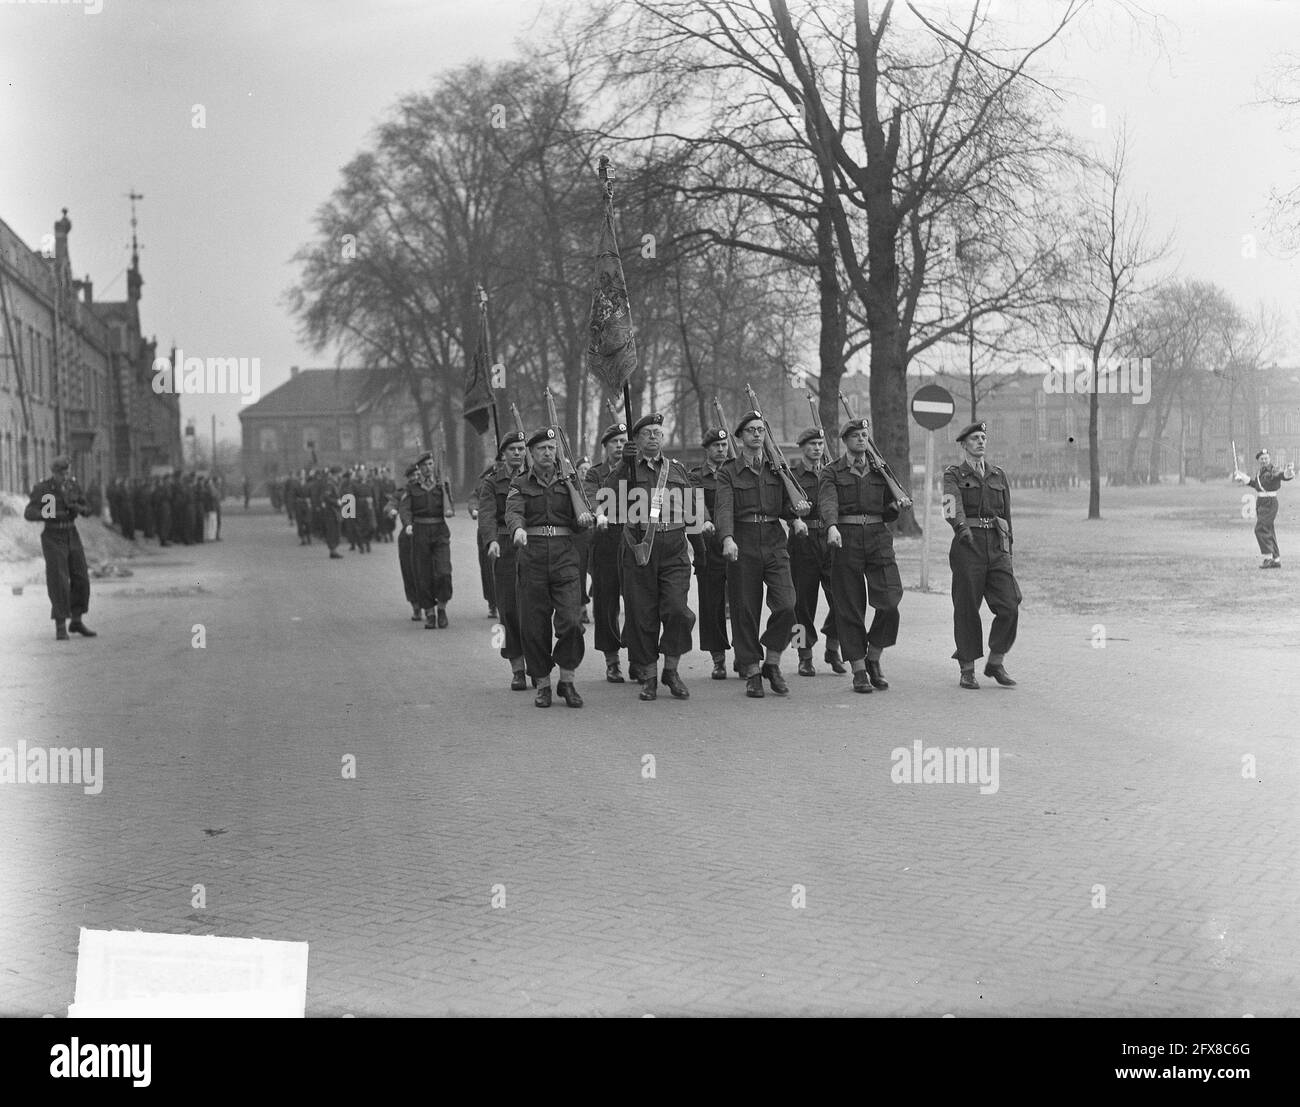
[[260, 428, 279, 453], [402, 422, 420, 449], [339, 425, 355, 453], [1019, 417, 1034, 441], [369, 424, 387, 451], [303, 426, 319, 452], [1049, 416, 1065, 440]]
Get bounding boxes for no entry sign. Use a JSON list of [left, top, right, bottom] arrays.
[[911, 384, 955, 430]]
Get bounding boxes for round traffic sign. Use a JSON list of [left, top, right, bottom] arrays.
[[911, 384, 955, 430]]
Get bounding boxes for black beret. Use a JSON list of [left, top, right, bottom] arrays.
[[496, 430, 525, 458], [955, 421, 988, 443], [840, 417, 870, 440], [1256, 449, 1269, 461], [415, 451, 434, 466], [630, 412, 664, 436], [404, 465, 418, 479], [734, 410, 764, 435], [797, 427, 825, 447], [701, 427, 729, 448], [527, 427, 558, 449], [600, 422, 629, 445]]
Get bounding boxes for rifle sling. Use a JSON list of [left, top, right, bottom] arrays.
[[626, 458, 672, 566]]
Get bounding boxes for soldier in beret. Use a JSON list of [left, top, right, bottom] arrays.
[[943, 421, 1020, 689], [399, 451, 455, 626], [788, 427, 846, 678], [715, 411, 809, 698], [584, 421, 630, 682], [505, 428, 593, 707], [24, 455, 96, 640], [688, 427, 733, 679], [595, 412, 699, 701], [477, 431, 529, 690], [817, 417, 904, 693], [388, 464, 421, 619]]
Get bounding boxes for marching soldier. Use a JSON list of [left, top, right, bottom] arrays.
[[477, 431, 529, 690], [714, 411, 808, 699], [943, 421, 1020, 690], [595, 412, 698, 701], [1234, 448, 1295, 568], [24, 455, 97, 640], [504, 428, 593, 707], [387, 465, 421, 619], [788, 427, 846, 678], [473, 462, 498, 619], [688, 427, 733, 679], [817, 418, 904, 694], [583, 421, 629, 682], [321, 467, 345, 559], [399, 451, 455, 626]]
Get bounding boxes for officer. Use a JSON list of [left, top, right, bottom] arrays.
[[504, 427, 593, 707], [688, 427, 732, 679], [583, 421, 629, 682], [399, 451, 454, 626], [477, 431, 529, 690], [24, 455, 96, 640], [595, 412, 698, 701], [817, 417, 904, 693], [788, 427, 846, 677], [386, 465, 421, 619], [714, 411, 808, 699], [943, 421, 1020, 689], [1234, 449, 1295, 568]]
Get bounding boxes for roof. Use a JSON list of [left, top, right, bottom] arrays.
[[238, 368, 398, 419]]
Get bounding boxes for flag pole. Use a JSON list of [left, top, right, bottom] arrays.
[[478, 283, 501, 447], [596, 156, 636, 428]]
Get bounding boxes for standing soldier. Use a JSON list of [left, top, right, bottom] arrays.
[[714, 411, 808, 699], [584, 421, 629, 682], [788, 427, 846, 678], [134, 478, 154, 540], [399, 451, 454, 626], [688, 427, 733, 679], [477, 432, 529, 690], [943, 421, 1020, 690], [818, 418, 904, 694], [292, 470, 313, 546], [24, 456, 97, 640], [595, 413, 698, 701], [153, 476, 173, 547], [1234, 448, 1295, 568], [504, 428, 593, 707]]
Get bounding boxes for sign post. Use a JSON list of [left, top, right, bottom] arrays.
[[910, 385, 956, 590]]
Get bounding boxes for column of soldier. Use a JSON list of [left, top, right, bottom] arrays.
[[270, 465, 400, 561], [467, 406, 1020, 708], [104, 473, 224, 546]]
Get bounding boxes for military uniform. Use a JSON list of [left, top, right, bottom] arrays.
[[687, 436, 731, 673], [789, 452, 841, 671], [474, 462, 497, 615], [1240, 460, 1294, 565], [24, 460, 96, 639], [817, 425, 903, 691], [477, 439, 527, 687], [943, 423, 1020, 679], [584, 423, 630, 678], [398, 464, 453, 621], [321, 470, 344, 557], [714, 412, 802, 694], [504, 433, 588, 703]]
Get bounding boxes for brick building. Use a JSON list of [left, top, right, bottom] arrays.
[[0, 208, 182, 494]]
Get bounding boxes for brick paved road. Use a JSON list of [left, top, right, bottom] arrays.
[[1, 504, 1296, 1016]]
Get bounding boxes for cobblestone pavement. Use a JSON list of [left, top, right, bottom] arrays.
[[1, 505, 1296, 1016]]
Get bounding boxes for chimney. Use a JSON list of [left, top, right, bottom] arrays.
[[81, 274, 93, 304], [290, 365, 300, 377], [54, 208, 71, 265]]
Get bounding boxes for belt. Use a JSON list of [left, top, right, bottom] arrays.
[[965, 517, 999, 528], [525, 525, 574, 537], [412, 516, 445, 524], [837, 514, 883, 525], [44, 520, 78, 530], [1257, 491, 1278, 498], [737, 514, 781, 524], [803, 520, 825, 530]]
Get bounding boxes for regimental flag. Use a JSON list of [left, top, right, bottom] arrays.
[[463, 302, 494, 435], [586, 202, 638, 393]]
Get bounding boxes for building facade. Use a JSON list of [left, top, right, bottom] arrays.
[[0, 209, 181, 494]]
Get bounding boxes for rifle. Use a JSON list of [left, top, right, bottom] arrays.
[[710, 396, 738, 461], [805, 388, 838, 461], [838, 392, 913, 509], [544, 388, 595, 518], [508, 401, 534, 472], [1230, 439, 1241, 479], [743, 382, 810, 513], [435, 432, 454, 516]]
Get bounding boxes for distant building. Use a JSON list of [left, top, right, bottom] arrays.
[[238, 368, 425, 484], [0, 208, 182, 493]]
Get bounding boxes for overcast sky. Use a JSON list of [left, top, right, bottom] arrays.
[[2, 0, 1297, 444]]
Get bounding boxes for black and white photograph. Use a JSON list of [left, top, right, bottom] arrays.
[[1, 0, 1296, 1054]]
